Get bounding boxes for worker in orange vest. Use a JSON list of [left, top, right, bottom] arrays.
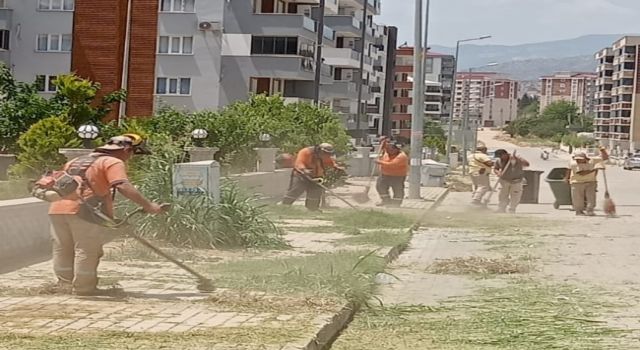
[[375, 138, 409, 207], [282, 143, 344, 211]]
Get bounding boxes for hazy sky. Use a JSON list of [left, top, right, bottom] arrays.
[[377, 0, 640, 47]]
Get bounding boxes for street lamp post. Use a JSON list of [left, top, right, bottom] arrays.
[[445, 35, 491, 166]]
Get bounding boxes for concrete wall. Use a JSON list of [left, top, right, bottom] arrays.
[[227, 169, 290, 201], [0, 198, 50, 272]]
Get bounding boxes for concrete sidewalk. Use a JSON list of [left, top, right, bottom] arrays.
[[0, 259, 337, 350]]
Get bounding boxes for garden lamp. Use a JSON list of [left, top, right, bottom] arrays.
[[191, 128, 208, 147], [259, 133, 272, 145], [77, 124, 100, 149]]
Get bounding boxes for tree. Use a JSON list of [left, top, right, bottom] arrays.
[[423, 120, 446, 153], [0, 64, 64, 153], [51, 74, 127, 127], [0, 68, 127, 153], [10, 117, 82, 177], [103, 95, 351, 170]]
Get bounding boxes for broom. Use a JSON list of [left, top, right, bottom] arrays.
[[353, 146, 385, 204], [601, 168, 616, 218]]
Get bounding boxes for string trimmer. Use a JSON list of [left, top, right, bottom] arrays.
[[104, 204, 216, 293], [294, 169, 359, 209]]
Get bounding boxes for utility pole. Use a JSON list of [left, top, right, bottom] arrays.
[[462, 71, 471, 175], [355, 1, 368, 143], [313, 0, 326, 105], [409, 0, 425, 199], [445, 41, 461, 164]]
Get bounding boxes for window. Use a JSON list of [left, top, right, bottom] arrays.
[[160, 0, 195, 13], [156, 77, 191, 95], [37, 34, 72, 52], [0, 30, 8, 50], [158, 36, 193, 54], [424, 58, 434, 74], [35, 75, 57, 93], [251, 36, 298, 55], [38, 0, 74, 11], [0, 0, 6, 8]]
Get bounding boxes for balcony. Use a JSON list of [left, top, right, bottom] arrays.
[[243, 56, 333, 83], [367, 103, 381, 114], [339, 0, 382, 15], [623, 53, 636, 62], [323, 15, 362, 37], [621, 70, 635, 79], [233, 2, 320, 40], [338, 113, 369, 131], [323, 47, 361, 68], [373, 58, 384, 72], [323, 80, 365, 100]]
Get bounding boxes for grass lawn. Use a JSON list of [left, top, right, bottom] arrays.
[[334, 280, 629, 350]]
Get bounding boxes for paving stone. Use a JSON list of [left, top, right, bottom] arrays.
[[166, 306, 203, 323], [62, 319, 95, 331], [167, 324, 195, 333], [221, 313, 254, 328], [126, 319, 166, 332], [147, 322, 178, 332], [199, 312, 236, 328]]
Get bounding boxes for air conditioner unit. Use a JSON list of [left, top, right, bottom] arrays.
[[392, 129, 401, 135], [199, 21, 222, 31]]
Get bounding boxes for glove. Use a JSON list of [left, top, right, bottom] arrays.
[[312, 177, 325, 185]]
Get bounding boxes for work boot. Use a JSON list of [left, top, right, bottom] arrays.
[[575, 211, 586, 216], [585, 211, 596, 217]]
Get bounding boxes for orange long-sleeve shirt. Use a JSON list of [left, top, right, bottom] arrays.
[[379, 151, 409, 177], [294, 147, 336, 178]]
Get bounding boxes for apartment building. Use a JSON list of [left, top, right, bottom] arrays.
[[539, 72, 597, 115], [390, 46, 455, 139], [594, 36, 640, 152], [0, 0, 393, 141], [454, 72, 519, 128]]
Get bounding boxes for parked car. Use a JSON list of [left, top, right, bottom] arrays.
[[623, 154, 640, 170]]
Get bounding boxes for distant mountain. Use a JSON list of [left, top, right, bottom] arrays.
[[474, 55, 597, 81], [430, 34, 624, 69]]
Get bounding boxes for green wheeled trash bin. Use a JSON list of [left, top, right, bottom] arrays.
[[521, 170, 544, 204], [545, 167, 572, 210]]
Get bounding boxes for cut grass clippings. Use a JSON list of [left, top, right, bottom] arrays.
[[0, 326, 315, 350], [339, 229, 412, 248], [333, 280, 629, 350], [206, 250, 386, 304], [332, 209, 416, 230], [427, 256, 531, 276]]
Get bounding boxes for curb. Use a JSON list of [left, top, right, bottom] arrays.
[[427, 188, 450, 213], [301, 192, 449, 350]]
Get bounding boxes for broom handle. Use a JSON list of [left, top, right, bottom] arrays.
[[366, 144, 386, 187], [602, 168, 610, 193]]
